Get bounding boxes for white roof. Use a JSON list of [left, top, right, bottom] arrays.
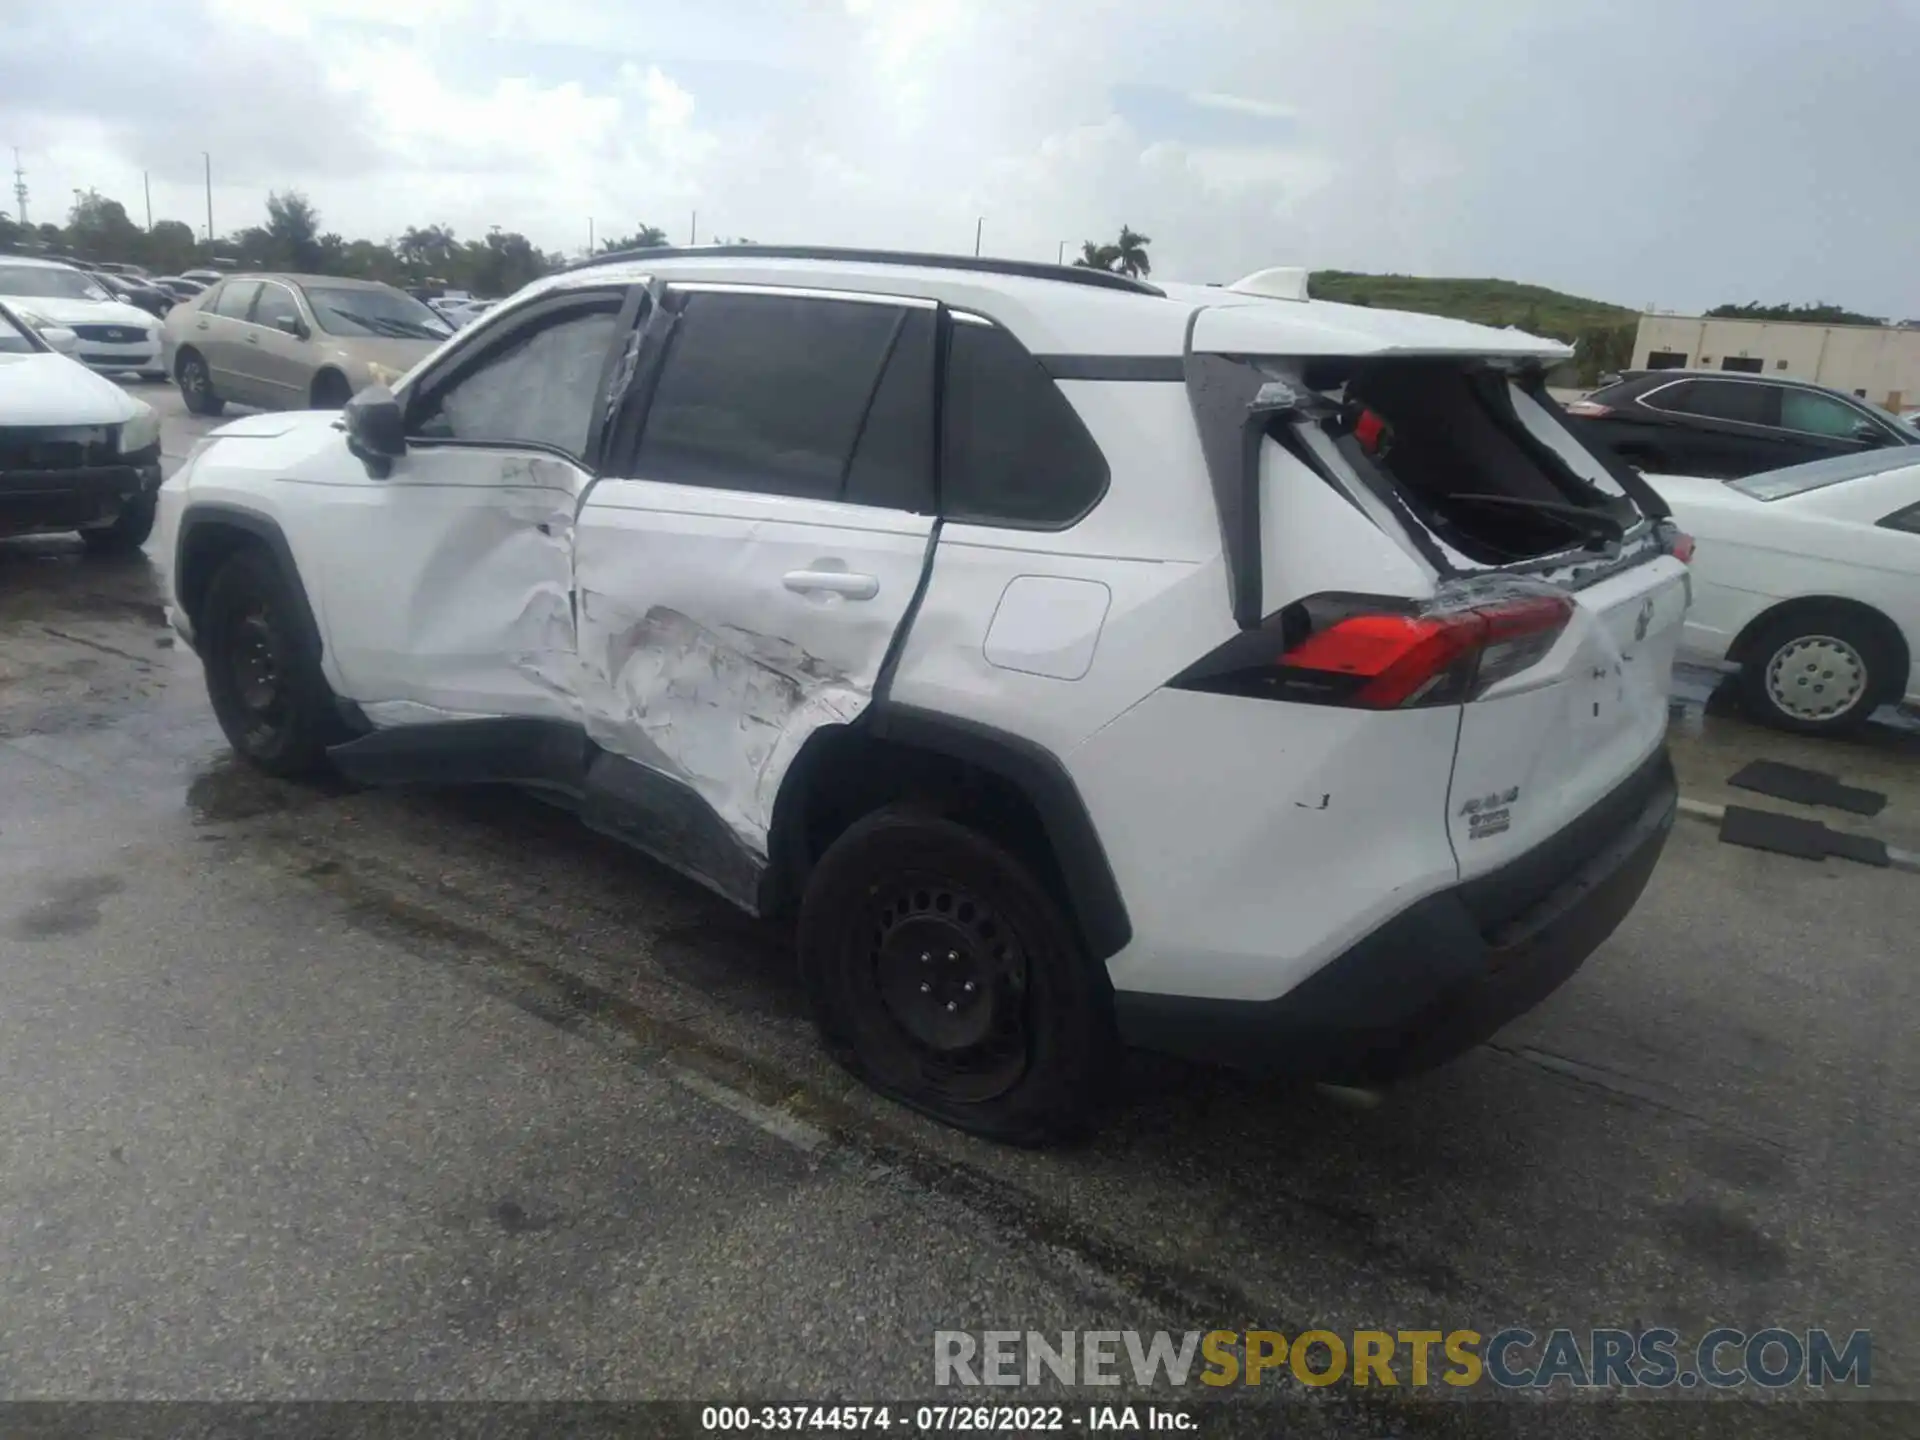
[[520, 252, 1576, 363]]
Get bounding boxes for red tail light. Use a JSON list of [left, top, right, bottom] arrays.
[[1173, 591, 1576, 709], [1669, 531, 1695, 563], [1565, 400, 1613, 418]]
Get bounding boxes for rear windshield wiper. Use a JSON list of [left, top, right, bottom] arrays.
[[1445, 493, 1627, 542]]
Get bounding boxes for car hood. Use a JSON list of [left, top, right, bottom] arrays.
[[314, 333, 442, 372], [0, 351, 144, 425], [0, 294, 158, 329]]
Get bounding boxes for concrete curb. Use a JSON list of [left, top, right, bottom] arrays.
[[1676, 796, 1920, 874]]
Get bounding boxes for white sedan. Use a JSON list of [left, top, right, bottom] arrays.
[[0, 255, 168, 379], [1651, 453, 1920, 734], [0, 301, 164, 552]]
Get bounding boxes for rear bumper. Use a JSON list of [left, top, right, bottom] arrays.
[[1114, 746, 1677, 1082], [0, 460, 163, 536]]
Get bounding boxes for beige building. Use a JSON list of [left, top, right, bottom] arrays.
[[1630, 315, 1920, 413]]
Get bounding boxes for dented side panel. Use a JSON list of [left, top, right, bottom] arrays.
[[307, 448, 588, 721], [573, 478, 935, 859]]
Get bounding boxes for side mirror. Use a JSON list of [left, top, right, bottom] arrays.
[[41, 326, 79, 355], [274, 314, 308, 339], [343, 385, 407, 477], [1850, 420, 1885, 446]]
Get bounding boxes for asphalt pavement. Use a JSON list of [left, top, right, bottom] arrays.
[[1, 383, 1916, 1430]]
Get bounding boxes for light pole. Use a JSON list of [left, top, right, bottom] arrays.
[[974, 217, 983, 256], [202, 151, 213, 244]]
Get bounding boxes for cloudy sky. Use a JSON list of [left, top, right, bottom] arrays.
[[4, 0, 1917, 315]]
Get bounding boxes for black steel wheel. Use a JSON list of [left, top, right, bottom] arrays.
[[198, 548, 342, 776], [798, 805, 1115, 1143]]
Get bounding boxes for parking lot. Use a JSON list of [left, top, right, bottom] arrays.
[[2, 381, 1917, 1426]]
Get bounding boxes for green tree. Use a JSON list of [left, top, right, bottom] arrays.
[[145, 219, 199, 272], [1072, 226, 1151, 278], [599, 224, 668, 253], [0, 209, 22, 251], [395, 223, 461, 280], [264, 190, 324, 271], [1113, 224, 1151, 279], [1073, 239, 1120, 271], [66, 188, 143, 262], [1706, 300, 1883, 326]]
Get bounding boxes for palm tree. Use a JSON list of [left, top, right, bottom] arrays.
[[1113, 225, 1151, 279], [1073, 240, 1120, 271]]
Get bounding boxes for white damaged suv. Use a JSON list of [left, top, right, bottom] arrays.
[[158, 247, 1690, 1142]]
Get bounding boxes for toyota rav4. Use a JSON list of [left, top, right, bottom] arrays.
[[158, 247, 1689, 1142]]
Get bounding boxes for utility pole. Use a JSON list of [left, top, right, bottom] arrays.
[[143, 171, 152, 229], [202, 151, 213, 244], [10, 148, 27, 227], [588, 216, 595, 254], [1057, 240, 1065, 265], [974, 217, 983, 256], [689, 210, 697, 245]]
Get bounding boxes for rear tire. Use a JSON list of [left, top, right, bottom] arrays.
[[177, 349, 225, 417], [198, 548, 343, 776], [80, 493, 157, 554], [1737, 605, 1894, 736], [797, 805, 1116, 1144]]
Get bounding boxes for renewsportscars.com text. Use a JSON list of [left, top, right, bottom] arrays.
[[933, 1328, 1871, 1391]]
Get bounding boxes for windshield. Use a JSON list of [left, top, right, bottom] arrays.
[[304, 285, 452, 341], [0, 306, 43, 354], [1730, 447, 1920, 500], [0, 263, 111, 302]]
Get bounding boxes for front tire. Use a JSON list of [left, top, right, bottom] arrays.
[[798, 806, 1116, 1144], [177, 350, 225, 417], [197, 548, 343, 776], [80, 493, 157, 555], [1737, 606, 1894, 735]]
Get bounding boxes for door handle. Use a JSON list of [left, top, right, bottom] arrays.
[[245, 334, 259, 345], [195, 320, 209, 330], [783, 569, 879, 600]]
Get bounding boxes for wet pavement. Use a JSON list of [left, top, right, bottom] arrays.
[[1, 384, 1916, 1425]]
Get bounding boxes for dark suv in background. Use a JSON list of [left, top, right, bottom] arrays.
[[1566, 371, 1919, 478]]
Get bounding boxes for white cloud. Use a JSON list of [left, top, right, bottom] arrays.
[[4, 0, 1916, 315]]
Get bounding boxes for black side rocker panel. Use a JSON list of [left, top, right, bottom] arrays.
[[865, 702, 1133, 960], [325, 719, 767, 914]]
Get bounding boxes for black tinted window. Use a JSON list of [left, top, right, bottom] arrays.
[[1655, 379, 1776, 426], [942, 321, 1108, 527], [412, 301, 621, 458], [252, 284, 301, 330], [636, 292, 900, 501], [209, 280, 260, 320], [844, 307, 936, 512], [1881, 502, 1920, 534]]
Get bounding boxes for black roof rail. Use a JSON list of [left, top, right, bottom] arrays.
[[561, 243, 1165, 298]]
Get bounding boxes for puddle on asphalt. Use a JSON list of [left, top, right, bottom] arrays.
[[185, 755, 352, 823]]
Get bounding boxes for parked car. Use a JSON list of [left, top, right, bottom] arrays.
[[1566, 370, 1919, 479], [158, 246, 1689, 1141], [0, 300, 163, 552], [0, 256, 168, 379], [90, 261, 153, 280], [1650, 452, 1919, 734], [91, 270, 176, 321], [160, 273, 452, 414], [180, 268, 227, 286], [152, 276, 207, 301]]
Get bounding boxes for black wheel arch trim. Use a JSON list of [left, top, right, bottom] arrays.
[[174, 503, 325, 663], [862, 702, 1132, 960]]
